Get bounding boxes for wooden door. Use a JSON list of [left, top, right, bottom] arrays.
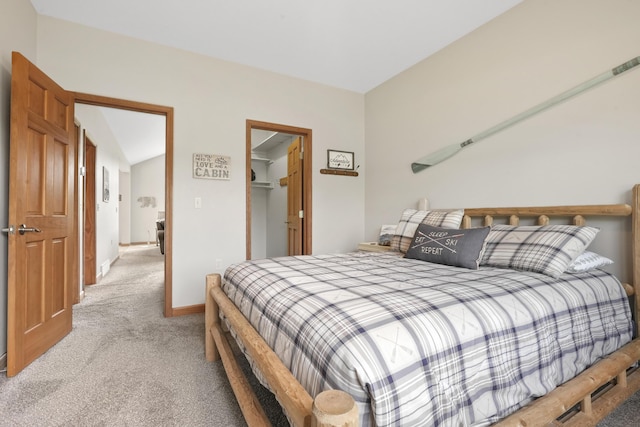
[[287, 137, 303, 256], [7, 52, 75, 377], [83, 135, 96, 285]]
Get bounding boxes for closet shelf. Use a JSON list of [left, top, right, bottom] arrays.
[[251, 181, 274, 189], [251, 156, 273, 164]]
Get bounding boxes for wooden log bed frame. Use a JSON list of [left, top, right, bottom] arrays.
[[206, 185, 640, 427]]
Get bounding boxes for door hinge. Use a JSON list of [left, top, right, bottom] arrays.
[[299, 151, 303, 160], [298, 210, 304, 219], [79, 166, 86, 176]]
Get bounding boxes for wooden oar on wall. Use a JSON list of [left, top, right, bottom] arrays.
[[411, 56, 640, 173]]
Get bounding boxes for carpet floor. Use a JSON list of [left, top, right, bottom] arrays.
[[0, 245, 284, 426], [0, 244, 637, 426]]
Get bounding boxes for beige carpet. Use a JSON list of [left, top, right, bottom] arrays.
[[0, 245, 285, 426], [0, 244, 637, 426]]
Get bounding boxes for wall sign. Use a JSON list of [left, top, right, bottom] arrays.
[[327, 149, 354, 170], [193, 153, 231, 180]]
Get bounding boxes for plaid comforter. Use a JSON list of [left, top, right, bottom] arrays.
[[222, 252, 633, 426]]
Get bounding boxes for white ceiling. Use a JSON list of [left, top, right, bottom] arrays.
[[30, 0, 522, 164], [30, 0, 522, 94], [98, 107, 165, 166]]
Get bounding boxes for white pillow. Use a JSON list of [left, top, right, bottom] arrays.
[[565, 251, 613, 273], [378, 224, 397, 246]]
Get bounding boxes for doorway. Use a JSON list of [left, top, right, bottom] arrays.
[[246, 120, 312, 260], [250, 130, 290, 258], [74, 92, 175, 317]]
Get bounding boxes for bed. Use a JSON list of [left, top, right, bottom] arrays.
[[205, 186, 640, 427]]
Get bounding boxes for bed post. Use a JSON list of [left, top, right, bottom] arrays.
[[205, 273, 220, 362], [311, 390, 358, 427], [632, 185, 640, 335]]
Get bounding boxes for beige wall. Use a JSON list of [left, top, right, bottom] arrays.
[[5, 0, 637, 336], [35, 16, 366, 307], [0, 0, 38, 363], [365, 0, 640, 281]]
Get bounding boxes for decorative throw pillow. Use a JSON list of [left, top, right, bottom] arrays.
[[480, 224, 599, 278], [390, 209, 465, 253], [378, 225, 397, 246], [405, 224, 490, 269], [565, 251, 613, 273]]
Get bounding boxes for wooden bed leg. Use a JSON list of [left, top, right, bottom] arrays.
[[205, 273, 221, 362], [581, 395, 592, 417], [617, 371, 627, 388], [311, 390, 358, 427]]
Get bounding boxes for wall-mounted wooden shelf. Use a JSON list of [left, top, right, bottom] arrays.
[[320, 169, 358, 177]]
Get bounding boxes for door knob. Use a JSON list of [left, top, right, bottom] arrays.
[[18, 224, 41, 235]]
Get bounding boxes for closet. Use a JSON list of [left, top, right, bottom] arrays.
[[250, 130, 295, 259]]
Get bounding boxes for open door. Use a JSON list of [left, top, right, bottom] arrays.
[[6, 52, 76, 376], [287, 137, 303, 255]]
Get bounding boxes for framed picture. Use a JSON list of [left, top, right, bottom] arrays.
[[327, 149, 354, 170], [102, 166, 110, 202]]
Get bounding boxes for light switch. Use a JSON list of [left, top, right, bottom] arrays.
[[195, 197, 202, 209]]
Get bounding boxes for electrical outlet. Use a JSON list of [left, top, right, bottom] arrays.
[[195, 197, 202, 209]]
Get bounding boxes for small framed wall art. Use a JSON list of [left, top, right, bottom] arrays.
[[102, 166, 110, 202], [327, 149, 354, 170]]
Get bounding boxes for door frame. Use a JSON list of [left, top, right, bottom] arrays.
[[74, 92, 175, 317], [72, 121, 81, 304], [83, 133, 97, 287], [246, 120, 312, 260]]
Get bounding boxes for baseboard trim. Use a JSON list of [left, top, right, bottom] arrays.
[[172, 304, 204, 317], [129, 241, 159, 246]]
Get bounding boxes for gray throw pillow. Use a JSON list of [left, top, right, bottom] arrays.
[[404, 224, 490, 270]]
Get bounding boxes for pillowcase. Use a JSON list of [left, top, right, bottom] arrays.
[[378, 225, 397, 246], [565, 251, 613, 273], [405, 224, 490, 269], [390, 209, 465, 253], [480, 224, 599, 278]]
